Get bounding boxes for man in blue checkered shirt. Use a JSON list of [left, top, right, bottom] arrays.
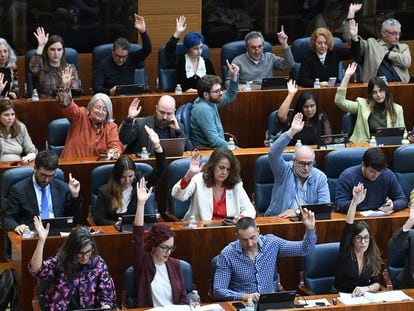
[[213, 213, 316, 302]]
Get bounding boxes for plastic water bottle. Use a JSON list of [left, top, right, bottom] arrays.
[[189, 290, 200, 310], [369, 136, 377, 147], [313, 78, 321, 88], [228, 137, 236, 150], [246, 298, 255, 311], [140, 147, 149, 159], [31, 89, 39, 101], [295, 139, 302, 150], [244, 82, 251, 91], [175, 84, 182, 95], [188, 215, 197, 229], [402, 130, 410, 145]]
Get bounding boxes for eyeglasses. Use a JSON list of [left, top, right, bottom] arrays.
[[92, 105, 108, 113], [210, 88, 222, 94], [248, 44, 263, 51], [38, 171, 56, 179], [113, 53, 129, 60], [384, 30, 402, 37], [158, 245, 176, 253], [295, 160, 314, 168], [354, 235, 371, 242], [77, 247, 93, 257]]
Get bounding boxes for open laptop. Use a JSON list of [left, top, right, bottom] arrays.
[[300, 203, 333, 220], [375, 127, 405, 145], [114, 214, 157, 232], [159, 138, 186, 157], [319, 133, 348, 149], [257, 291, 296, 311], [42, 216, 74, 236], [261, 77, 290, 90], [115, 84, 145, 96]]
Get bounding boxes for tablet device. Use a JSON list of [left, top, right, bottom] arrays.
[[114, 214, 157, 232], [261, 77, 290, 90], [299, 203, 333, 220], [42, 216, 74, 236], [115, 84, 145, 96], [257, 291, 296, 311], [159, 138, 186, 157], [375, 127, 405, 145]]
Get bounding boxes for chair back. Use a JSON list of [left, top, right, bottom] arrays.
[[220, 40, 272, 80], [90, 162, 156, 220], [387, 243, 407, 287], [25, 48, 78, 97], [393, 144, 414, 198], [254, 153, 293, 214], [342, 112, 357, 137], [158, 43, 210, 91], [301, 242, 340, 294], [47, 118, 70, 157], [324, 148, 366, 202], [167, 157, 209, 219], [267, 109, 293, 142], [176, 102, 193, 139]]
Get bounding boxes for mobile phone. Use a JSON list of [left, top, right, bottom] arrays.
[[232, 302, 246, 310]]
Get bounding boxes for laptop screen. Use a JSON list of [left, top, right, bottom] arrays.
[[300, 203, 333, 220], [261, 77, 290, 90], [42, 216, 74, 236], [257, 291, 296, 311], [159, 138, 186, 157], [115, 84, 145, 96], [375, 127, 405, 145]]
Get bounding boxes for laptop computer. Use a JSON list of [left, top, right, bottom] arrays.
[[159, 138, 186, 157], [261, 77, 290, 90], [375, 127, 405, 145], [319, 134, 348, 149], [115, 84, 145, 96], [114, 214, 157, 232], [299, 203, 333, 220], [257, 291, 296, 311], [42, 216, 74, 236]]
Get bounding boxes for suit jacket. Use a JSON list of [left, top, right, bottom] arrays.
[[388, 228, 414, 288], [3, 176, 82, 231], [119, 115, 193, 154]]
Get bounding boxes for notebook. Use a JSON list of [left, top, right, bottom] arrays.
[[115, 84, 145, 96], [159, 138, 186, 157], [261, 77, 290, 90], [114, 214, 157, 232], [299, 203, 333, 220], [257, 291, 296, 311], [375, 127, 405, 145], [319, 134, 348, 149], [42, 216, 74, 236]]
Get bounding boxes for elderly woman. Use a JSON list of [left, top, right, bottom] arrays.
[[172, 148, 255, 221], [30, 27, 80, 97], [0, 38, 18, 99], [57, 66, 123, 158], [29, 216, 116, 309], [0, 99, 37, 162], [165, 15, 215, 92], [298, 25, 360, 87]]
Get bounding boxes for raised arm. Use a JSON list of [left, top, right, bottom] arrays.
[[133, 177, 152, 226], [277, 79, 298, 124], [346, 182, 366, 224], [33, 27, 49, 56], [30, 216, 49, 273]]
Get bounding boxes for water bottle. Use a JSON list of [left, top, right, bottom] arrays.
[[246, 298, 255, 311], [188, 215, 197, 229], [22, 227, 33, 239], [189, 290, 200, 310], [32, 89, 39, 101], [295, 139, 302, 150], [228, 137, 236, 150], [401, 129, 410, 145], [140, 147, 149, 159], [313, 78, 321, 89], [175, 84, 182, 95], [369, 136, 377, 147], [244, 82, 251, 91]]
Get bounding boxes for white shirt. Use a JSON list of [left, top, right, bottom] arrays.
[[185, 54, 207, 78], [151, 262, 173, 307], [117, 185, 132, 214]]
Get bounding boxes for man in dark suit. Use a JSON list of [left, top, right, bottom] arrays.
[[3, 150, 82, 234], [119, 95, 192, 154]]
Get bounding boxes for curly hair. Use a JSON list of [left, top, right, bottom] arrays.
[[310, 27, 334, 52], [145, 223, 175, 253], [202, 148, 241, 188]]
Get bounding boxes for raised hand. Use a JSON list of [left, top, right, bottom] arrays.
[[277, 25, 288, 48], [33, 27, 49, 48], [348, 3, 362, 18], [33, 216, 49, 241], [68, 172, 81, 198], [134, 14, 146, 33], [301, 207, 315, 230], [144, 125, 161, 147], [61, 66, 73, 88], [188, 152, 203, 175], [344, 62, 358, 77], [136, 177, 152, 205], [226, 59, 239, 81], [0, 72, 6, 92], [289, 112, 305, 134], [349, 19, 359, 40], [287, 79, 298, 95], [127, 98, 142, 119], [175, 15, 187, 36], [352, 182, 366, 206]]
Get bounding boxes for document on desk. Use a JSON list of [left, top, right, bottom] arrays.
[[148, 304, 224, 311], [338, 290, 412, 305], [359, 210, 387, 217]]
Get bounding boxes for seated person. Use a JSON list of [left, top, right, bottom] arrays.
[[190, 61, 239, 148], [265, 113, 330, 217], [0, 99, 37, 162], [334, 182, 383, 295], [119, 95, 192, 154], [29, 216, 116, 309], [213, 215, 316, 302], [30, 27, 80, 97], [388, 203, 414, 288], [335, 147, 407, 213], [228, 27, 295, 90], [132, 178, 187, 307], [172, 148, 255, 221], [0, 38, 18, 99], [93, 14, 152, 95], [57, 66, 123, 158], [344, 3, 411, 82], [298, 24, 360, 87], [3, 150, 82, 234], [271, 79, 331, 145], [165, 15, 215, 92], [94, 127, 166, 225], [335, 62, 405, 143]]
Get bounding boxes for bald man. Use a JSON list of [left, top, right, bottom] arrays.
[[119, 95, 192, 154], [265, 113, 330, 217]]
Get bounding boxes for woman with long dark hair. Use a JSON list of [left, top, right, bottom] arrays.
[[29, 216, 116, 309]]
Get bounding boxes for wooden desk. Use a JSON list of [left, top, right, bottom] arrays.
[[8, 210, 409, 310], [128, 302, 233, 311]]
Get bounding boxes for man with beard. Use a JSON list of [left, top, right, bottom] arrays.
[[190, 60, 239, 148], [119, 95, 192, 154]]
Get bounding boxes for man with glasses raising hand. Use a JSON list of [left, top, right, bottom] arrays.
[[265, 113, 330, 216]]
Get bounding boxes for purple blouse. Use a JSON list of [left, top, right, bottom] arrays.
[[28, 255, 116, 310]]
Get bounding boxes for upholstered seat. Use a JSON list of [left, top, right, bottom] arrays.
[[393, 144, 414, 198], [47, 118, 70, 157]]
